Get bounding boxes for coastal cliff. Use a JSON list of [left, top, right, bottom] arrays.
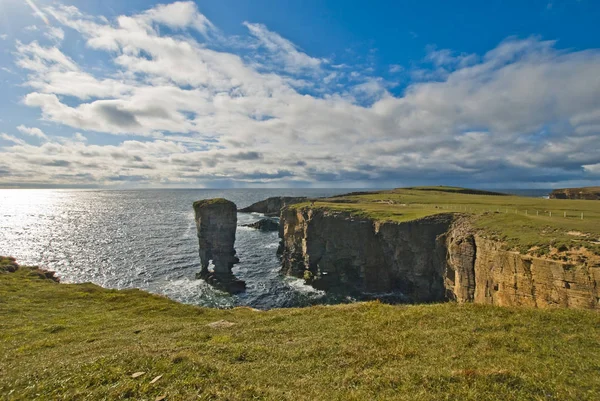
[[445, 219, 600, 308], [279, 208, 452, 301], [280, 207, 600, 309], [239, 196, 308, 216], [550, 187, 600, 200]]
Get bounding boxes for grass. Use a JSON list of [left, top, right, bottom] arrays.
[[292, 187, 600, 258], [193, 198, 233, 208], [2, 258, 600, 400]]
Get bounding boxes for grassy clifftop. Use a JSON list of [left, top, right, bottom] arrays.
[[550, 186, 600, 200], [2, 258, 600, 400], [291, 187, 600, 258]]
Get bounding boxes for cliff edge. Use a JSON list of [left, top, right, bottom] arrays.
[[550, 187, 600, 200], [279, 208, 452, 302], [278, 188, 600, 309]]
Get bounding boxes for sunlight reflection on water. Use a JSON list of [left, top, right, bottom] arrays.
[[0, 188, 346, 309]]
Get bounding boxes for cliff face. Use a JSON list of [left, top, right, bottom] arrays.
[[279, 208, 453, 302], [280, 208, 600, 309], [550, 187, 600, 200], [447, 225, 600, 308], [239, 197, 308, 216], [193, 199, 245, 293]]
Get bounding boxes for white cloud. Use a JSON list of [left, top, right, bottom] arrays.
[[424, 46, 479, 71], [389, 64, 403, 73], [73, 133, 87, 142], [44, 27, 65, 43], [1, 134, 27, 145], [243, 22, 324, 73], [16, 41, 78, 72], [0, 34, 8, 40], [140, 1, 215, 36], [17, 125, 48, 139], [1, 3, 599, 188]]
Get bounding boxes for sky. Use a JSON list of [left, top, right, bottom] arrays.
[[1, 0, 600, 189]]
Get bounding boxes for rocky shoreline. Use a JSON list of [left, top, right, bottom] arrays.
[[0, 256, 60, 282]]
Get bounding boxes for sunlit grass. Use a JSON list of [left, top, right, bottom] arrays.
[[1, 260, 599, 400]]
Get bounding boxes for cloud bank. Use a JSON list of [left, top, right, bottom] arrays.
[[2, 1, 600, 188]]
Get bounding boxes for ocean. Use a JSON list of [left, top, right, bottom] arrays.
[[0, 188, 353, 309], [0, 188, 551, 309]]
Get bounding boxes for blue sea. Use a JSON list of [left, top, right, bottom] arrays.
[[0, 188, 551, 309], [0, 189, 352, 309]]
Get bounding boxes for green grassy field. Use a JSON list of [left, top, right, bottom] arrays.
[[294, 187, 600, 257], [2, 258, 600, 400]]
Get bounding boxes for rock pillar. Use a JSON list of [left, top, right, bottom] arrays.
[[193, 198, 245, 293]]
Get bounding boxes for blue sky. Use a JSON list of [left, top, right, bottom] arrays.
[[1, 0, 600, 188]]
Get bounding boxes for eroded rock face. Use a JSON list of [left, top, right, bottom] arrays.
[[443, 217, 477, 302], [444, 219, 599, 308], [239, 197, 308, 216], [279, 208, 600, 309], [549, 187, 600, 200], [193, 198, 245, 293], [279, 208, 453, 301]]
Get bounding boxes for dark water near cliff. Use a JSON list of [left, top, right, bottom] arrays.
[[0, 188, 551, 309]]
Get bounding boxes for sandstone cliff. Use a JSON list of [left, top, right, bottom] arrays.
[[239, 197, 308, 216], [279, 208, 600, 309], [445, 218, 599, 308], [550, 187, 600, 200], [193, 198, 245, 293]]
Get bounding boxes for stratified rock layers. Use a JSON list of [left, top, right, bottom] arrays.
[[448, 230, 600, 309], [193, 198, 245, 293], [279, 208, 600, 309]]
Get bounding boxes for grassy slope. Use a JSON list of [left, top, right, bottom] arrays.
[[1, 262, 600, 400], [295, 187, 600, 257]]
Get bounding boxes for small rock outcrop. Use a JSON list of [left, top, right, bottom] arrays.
[[549, 187, 600, 200], [193, 199, 245, 293], [239, 197, 308, 216], [242, 218, 279, 231], [0, 256, 60, 282]]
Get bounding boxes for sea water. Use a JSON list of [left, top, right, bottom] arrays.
[[0, 188, 348, 309]]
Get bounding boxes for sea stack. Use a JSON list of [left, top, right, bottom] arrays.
[[193, 198, 245, 293]]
